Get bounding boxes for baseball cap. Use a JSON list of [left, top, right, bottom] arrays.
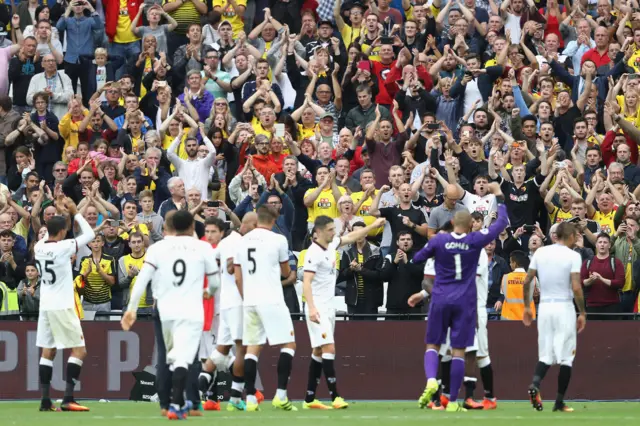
[[318, 19, 333, 28], [319, 112, 334, 121]]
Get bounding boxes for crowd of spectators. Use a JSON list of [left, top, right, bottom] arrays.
[[0, 0, 639, 321]]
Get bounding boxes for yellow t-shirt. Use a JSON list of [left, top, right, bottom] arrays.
[[297, 123, 317, 140], [305, 187, 346, 222], [592, 210, 615, 235], [119, 223, 150, 240], [350, 190, 382, 236], [361, 40, 381, 62], [213, 0, 247, 37], [549, 206, 573, 224], [163, 129, 190, 172], [114, 0, 140, 44], [624, 245, 633, 292], [627, 46, 640, 73], [252, 122, 274, 140], [122, 254, 151, 308], [340, 24, 362, 49]]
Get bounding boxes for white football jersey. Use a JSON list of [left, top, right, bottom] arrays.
[[35, 239, 78, 312], [216, 231, 243, 309], [304, 236, 341, 306], [530, 244, 581, 303], [142, 236, 219, 321], [461, 192, 497, 227], [234, 228, 289, 307]]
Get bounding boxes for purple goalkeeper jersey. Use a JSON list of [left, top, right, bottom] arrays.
[[414, 204, 509, 304]]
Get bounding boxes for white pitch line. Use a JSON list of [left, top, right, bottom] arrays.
[[98, 415, 640, 421]]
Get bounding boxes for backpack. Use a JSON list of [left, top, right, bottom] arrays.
[[586, 257, 616, 274]]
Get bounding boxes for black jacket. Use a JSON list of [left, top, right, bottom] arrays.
[[0, 249, 27, 290], [380, 249, 425, 310], [486, 254, 511, 307], [338, 243, 384, 309], [62, 173, 113, 204]]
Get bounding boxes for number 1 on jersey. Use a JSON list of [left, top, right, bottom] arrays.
[[454, 254, 461, 280]]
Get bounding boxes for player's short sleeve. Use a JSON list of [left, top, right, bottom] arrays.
[[277, 236, 289, 263], [202, 243, 219, 275], [424, 259, 435, 276], [570, 250, 582, 274], [304, 246, 321, 273]]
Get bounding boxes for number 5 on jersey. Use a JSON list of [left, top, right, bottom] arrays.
[[36, 260, 57, 285]]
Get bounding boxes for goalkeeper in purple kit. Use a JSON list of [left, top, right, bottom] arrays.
[[413, 201, 508, 412]]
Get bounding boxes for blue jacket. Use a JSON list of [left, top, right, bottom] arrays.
[[549, 57, 626, 103], [257, 189, 295, 248]]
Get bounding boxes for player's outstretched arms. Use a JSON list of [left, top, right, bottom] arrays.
[[121, 311, 137, 331], [339, 218, 386, 247], [522, 267, 537, 327]]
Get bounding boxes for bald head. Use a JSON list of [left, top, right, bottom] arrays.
[[445, 185, 459, 201], [240, 212, 258, 235]]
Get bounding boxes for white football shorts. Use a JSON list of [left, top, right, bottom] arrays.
[[36, 308, 85, 350]]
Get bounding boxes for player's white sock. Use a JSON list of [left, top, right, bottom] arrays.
[[230, 380, 244, 404], [246, 394, 258, 404], [276, 389, 287, 400]]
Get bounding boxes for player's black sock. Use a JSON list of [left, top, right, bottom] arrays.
[[322, 353, 340, 401], [244, 355, 258, 396], [463, 377, 477, 400], [39, 358, 53, 402], [441, 360, 452, 396], [230, 374, 244, 400], [171, 366, 188, 408], [277, 348, 295, 390], [556, 365, 572, 405], [532, 361, 550, 389], [480, 365, 495, 399], [63, 357, 83, 403], [198, 372, 212, 397], [206, 371, 218, 401], [304, 355, 323, 403]]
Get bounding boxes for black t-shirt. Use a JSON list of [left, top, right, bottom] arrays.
[[414, 194, 445, 220], [379, 205, 428, 252], [553, 105, 581, 152], [498, 175, 544, 229]]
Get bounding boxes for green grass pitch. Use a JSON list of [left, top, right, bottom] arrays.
[[2, 401, 640, 426]]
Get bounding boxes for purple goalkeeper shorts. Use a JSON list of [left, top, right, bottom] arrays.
[[426, 301, 477, 349]]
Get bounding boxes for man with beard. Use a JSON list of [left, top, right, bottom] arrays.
[[238, 134, 279, 183], [167, 126, 217, 200], [61, 160, 112, 205], [365, 106, 408, 188], [381, 231, 425, 318], [371, 183, 428, 253]]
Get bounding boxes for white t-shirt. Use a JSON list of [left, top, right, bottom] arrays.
[[234, 227, 289, 306], [423, 249, 489, 309], [461, 192, 497, 227], [379, 190, 399, 248], [303, 236, 341, 306], [216, 231, 243, 309], [505, 13, 522, 44], [133, 235, 219, 321], [529, 244, 582, 303], [35, 239, 78, 312]]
